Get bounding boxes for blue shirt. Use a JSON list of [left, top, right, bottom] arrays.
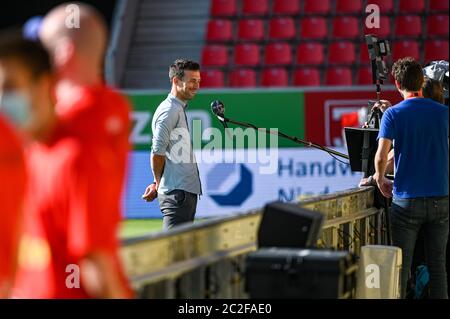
[[151, 94, 202, 195], [378, 98, 449, 198]]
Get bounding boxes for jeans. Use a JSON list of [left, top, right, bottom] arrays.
[[390, 196, 449, 299], [158, 189, 198, 230]]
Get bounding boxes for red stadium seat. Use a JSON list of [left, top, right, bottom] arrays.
[[269, 17, 296, 40], [296, 42, 324, 65], [332, 16, 359, 39], [328, 42, 356, 65], [264, 42, 292, 65], [206, 20, 233, 42], [242, 0, 269, 16], [427, 15, 449, 37], [201, 45, 228, 67], [359, 43, 370, 64], [394, 15, 422, 37], [304, 0, 330, 14], [336, 0, 363, 14], [300, 17, 328, 40], [399, 0, 425, 13], [364, 16, 391, 38], [261, 68, 289, 87], [293, 68, 321, 86], [325, 67, 353, 85], [234, 43, 260, 66], [357, 66, 374, 85], [210, 0, 237, 17], [229, 69, 257, 87], [429, 0, 449, 12], [366, 0, 394, 13], [201, 69, 225, 87], [392, 40, 420, 61], [238, 19, 265, 41], [272, 0, 300, 15], [424, 40, 449, 62]]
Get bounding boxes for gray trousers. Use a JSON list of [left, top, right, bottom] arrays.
[[158, 189, 198, 230]]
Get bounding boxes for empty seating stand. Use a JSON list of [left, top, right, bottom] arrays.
[[201, 0, 447, 88]]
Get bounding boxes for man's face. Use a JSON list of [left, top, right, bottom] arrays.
[[175, 70, 201, 101], [0, 57, 50, 136]]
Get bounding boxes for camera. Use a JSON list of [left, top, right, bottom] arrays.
[[365, 34, 391, 83]]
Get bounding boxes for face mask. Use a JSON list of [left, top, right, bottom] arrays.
[[0, 90, 32, 127]]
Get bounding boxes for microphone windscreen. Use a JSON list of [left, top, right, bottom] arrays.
[[211, 100, 225, 117]]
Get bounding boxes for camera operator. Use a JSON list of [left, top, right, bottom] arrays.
[[373, 57, 449, 299], [359, 61, 448, 188]]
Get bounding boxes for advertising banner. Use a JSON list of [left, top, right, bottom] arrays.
[[123, 148, 363, 218]]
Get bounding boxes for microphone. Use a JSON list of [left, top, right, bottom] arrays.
[[211, 100, 225, 118], [210, 100, 231, 137]]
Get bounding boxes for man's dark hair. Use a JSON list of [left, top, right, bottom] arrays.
[[423, 77, 445, 104], [169, 59, 200, 82], [391, 57, 424, 92], [0, 31, 52, 79]]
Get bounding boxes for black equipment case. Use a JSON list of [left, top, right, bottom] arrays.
[[245, 248, 358, 299]]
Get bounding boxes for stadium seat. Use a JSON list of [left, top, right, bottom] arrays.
[[229, 69, 257, 87], [293, 68, 321, 86], [359, 43, 370, 64], [427, 15, 449, 37], [296, 42, 324, 65], [300, 17, 328, 40], [238, 19, 265, 41], [242, 0, 269, 16], [264, 42, 292, 65], [269, 17, 296, 40], [304, 0, 330, 14], [325, 67, 353, 85], [328, 42, 356, 65], [363, 16, 391, 38], [261, 68, 289, 87], [366, 0, 394, 13], [206, 20, 233, 42], [392, 40, 420, 61], [398, 0, 425, 13], [335, 0, 363, 14], [428, 0, 449, 12], [357, 66, 374, 85], [234, 43, 260, 66], [332, 16, 359, 39], [424, 40, 449, 62], [201, 45, 228, 67], [272, 0, 300, 15], [210, 0, 237, 17], [201, 69, 225, 87], [394, 15, 422, 37]]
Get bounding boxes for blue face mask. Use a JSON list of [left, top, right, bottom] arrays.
[[0, 90, 32, 127]]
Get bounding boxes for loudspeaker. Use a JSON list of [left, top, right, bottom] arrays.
[[245, 248, 358, 299], [258, 201, 324, 248]]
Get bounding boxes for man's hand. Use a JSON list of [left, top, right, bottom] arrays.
[[142, 182, 158, 202], [359, 175, 375, 187], [372, 100, 392, 113], [373, 173, 393, 198]]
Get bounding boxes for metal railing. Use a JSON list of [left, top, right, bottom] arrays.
[[120, 186, 387, 298]]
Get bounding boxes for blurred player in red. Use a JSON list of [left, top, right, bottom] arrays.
[[0, 116, 26, 297], [37, 3, 132, 298], [0, 5, 132, 300]]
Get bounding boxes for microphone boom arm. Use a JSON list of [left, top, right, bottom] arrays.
[[219, 115, 349, 160]]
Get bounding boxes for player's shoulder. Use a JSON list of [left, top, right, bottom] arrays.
[[0, 116, 23, 154]]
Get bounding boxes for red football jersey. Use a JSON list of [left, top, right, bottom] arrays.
[[0, 116, 26, 295], [13, 85, 132, 298]]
